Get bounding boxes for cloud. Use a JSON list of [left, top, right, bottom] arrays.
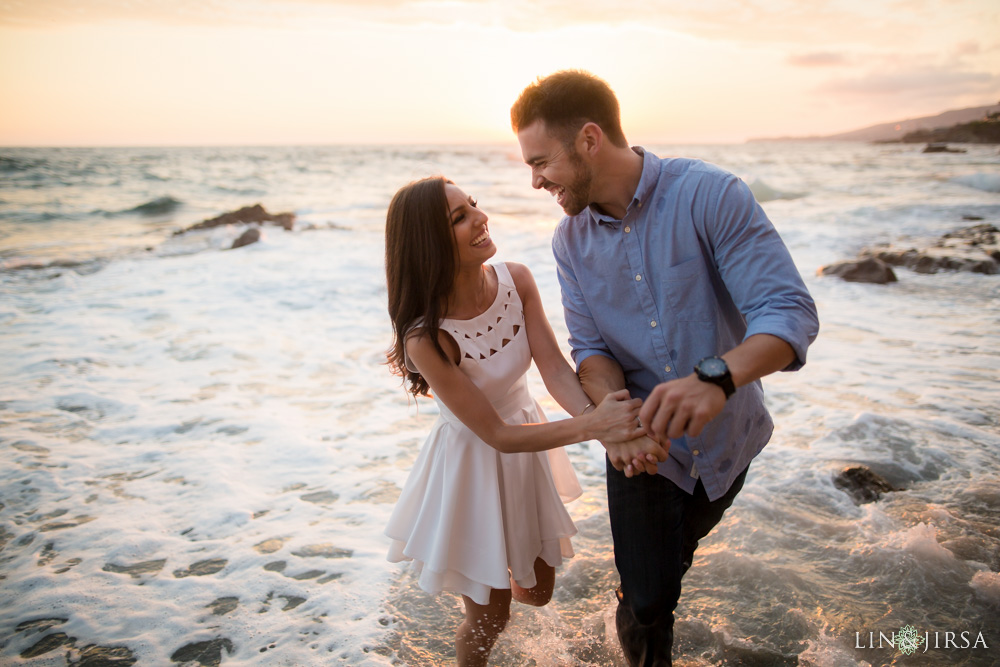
[[787, 52, 850, 67], [0, 0, 935, 40], [0, 0, 248, 27], [822, 66, 1000, 99], [953, 40, 981, 57]]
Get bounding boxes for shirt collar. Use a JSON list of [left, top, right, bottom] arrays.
[[586, 146, 657, 226]]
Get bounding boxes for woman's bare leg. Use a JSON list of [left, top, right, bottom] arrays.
[[457, 588, 512, 667], [511, 557, 555, 607]]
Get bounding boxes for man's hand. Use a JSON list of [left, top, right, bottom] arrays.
[[638, 374, 726, 443], [603, 435, 669, 477]]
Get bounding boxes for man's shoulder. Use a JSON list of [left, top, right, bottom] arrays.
[[654, 154, 735, 184], [552, 210, 583, 241]]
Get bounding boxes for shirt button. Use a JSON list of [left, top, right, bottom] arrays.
[[635, 274, 642, 281], [693, 449, 700, 456], [650, 320, 657, 328], [664, 365, 671, 373], [624, 226, 631, 233], [638, 202, 643, 208]]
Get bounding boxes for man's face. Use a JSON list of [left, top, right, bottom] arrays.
[[517, 121, 592, 216]]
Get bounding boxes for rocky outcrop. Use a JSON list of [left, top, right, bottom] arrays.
[[175, 204, 294, 235], [833, 465, 901, 504], [899, 114, 1000, 145], [817, 257, 897, 284], [922, 143, 966, 153], [861, 224, 999, 275], [820, 223, 999, 282]]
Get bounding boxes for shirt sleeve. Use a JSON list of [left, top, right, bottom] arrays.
[[551, 224, 615, 370], [703, 172, 820, 370]]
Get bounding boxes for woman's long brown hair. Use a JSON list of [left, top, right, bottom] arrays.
[[385, 176, 456, 397]]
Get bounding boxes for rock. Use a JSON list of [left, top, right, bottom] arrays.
[[861, 223, 999, 275], [15, 618, 69, 633], [833, 465, 901, 504], [231, 228, 261, 249], [824, 223, 999, 280], [173, 558, 228, 578], [291, 544, 353, 559], [300, 490, 338, 505], [922, 143, 967, 153], [175, 204, 294, 235], [280, 595, 307, 611], [818, 257, 897, 284], [206, 597, 240, 616], [72, 644, 138, 666], [253, 537, 286, 554], [20, 632, 76, 659], [170, 638, 235, 667], [102, 559, 166, 578]]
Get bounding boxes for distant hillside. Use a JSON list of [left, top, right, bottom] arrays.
[[750, 103, 1000, 143], [892, 113, 1000, 144]]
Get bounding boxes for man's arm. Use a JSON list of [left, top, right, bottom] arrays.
[[640, 170, 817, 442], [580, 354, 668, 476]]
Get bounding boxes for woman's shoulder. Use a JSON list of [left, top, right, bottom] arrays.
[[499, 261, 534, 289], [404, 324, 460, 369]]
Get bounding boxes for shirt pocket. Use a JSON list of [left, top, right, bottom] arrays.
[[660, 257, 714, 323]]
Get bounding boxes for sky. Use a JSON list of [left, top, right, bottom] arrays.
[[0, 0, 998, 146]]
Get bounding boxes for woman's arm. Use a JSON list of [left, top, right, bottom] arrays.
[[512, 261, 666, 475], [508, 262, 606, 417], [405, 328, 642, 455]]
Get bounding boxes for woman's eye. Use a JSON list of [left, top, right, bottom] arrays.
[[469, 198, 478, 208]]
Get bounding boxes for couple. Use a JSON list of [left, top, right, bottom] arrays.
[[384, 71, 819, 666]]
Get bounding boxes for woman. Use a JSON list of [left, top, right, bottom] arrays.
[[384, 176, 642, 666]]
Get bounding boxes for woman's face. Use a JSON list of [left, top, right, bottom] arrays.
[[444, 183, 496, 268]]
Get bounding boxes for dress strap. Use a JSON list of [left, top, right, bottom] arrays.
[[493, 262, 515, 290]]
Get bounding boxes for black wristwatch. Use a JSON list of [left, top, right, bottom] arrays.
[[694, 356, 735, 399]]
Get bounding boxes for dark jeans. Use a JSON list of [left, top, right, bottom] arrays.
[[607, 459, 749, 667]]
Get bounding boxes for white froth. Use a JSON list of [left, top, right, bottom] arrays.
[[2, 142, 999, 665]]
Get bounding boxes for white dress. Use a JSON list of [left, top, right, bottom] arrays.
[[385, 262, 582, 606]]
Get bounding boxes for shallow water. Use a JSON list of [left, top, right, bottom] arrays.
[[1, 143, 998, 666]]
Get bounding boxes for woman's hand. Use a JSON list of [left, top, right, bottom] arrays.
[[585, 389, 644, 443]]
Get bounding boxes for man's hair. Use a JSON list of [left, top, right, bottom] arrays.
[[510, 70, 628, 148]]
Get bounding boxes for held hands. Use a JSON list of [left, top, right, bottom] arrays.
[[608, 375, 725, 478], [590, 389, 669, 479], [604, 435, 668, 478], [585, 389, 645, 443], [638, 374, 726, 444]]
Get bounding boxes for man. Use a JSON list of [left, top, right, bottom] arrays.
[[510, 70, 819, 666]]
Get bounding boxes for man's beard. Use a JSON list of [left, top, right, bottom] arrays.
[[560, 149, 593, 216]]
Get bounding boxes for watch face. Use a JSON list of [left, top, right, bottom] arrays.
[[698, 357, 728, 378]]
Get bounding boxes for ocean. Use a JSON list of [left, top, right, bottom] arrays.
[[1, 143, 998, 666]]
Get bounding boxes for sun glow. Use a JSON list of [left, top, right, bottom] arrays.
[[1, 1, 997, 146]]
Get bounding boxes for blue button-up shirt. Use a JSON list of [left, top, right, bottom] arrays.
[[552, 148, 819, 501]]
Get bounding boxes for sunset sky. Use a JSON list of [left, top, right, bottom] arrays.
[[1, 0, 998, 146]]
